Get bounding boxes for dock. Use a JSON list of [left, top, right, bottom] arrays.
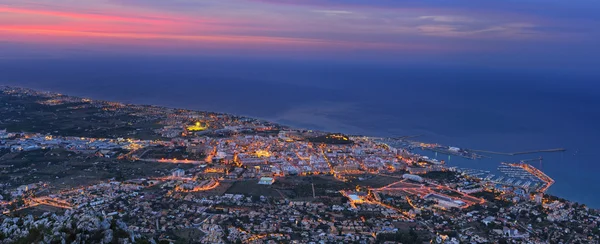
[[469, 148, 565, 156], [427, 147, 490, 160]]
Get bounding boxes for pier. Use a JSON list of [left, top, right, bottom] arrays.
[[469, 148, 565, 156], [427, 147, 490, 159]]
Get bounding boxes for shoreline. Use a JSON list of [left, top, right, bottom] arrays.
[[2, 84, 595, 209]]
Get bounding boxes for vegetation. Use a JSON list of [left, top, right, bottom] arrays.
[[0, 94, 163, 140], [421, 171, 458, 180], [307, 134, 353, 145], [376, 229, 427, 243]]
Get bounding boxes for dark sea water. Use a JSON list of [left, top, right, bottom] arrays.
[[1, 57, 599, 207]]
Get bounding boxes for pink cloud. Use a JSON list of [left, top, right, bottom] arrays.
[[0, 6, 184, 24]]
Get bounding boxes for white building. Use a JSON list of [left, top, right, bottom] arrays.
[[172, 169, 185, 178], [424, 193, 466, 208], [458, 185, 483, 194], [0, 129, 14, 139], [258, 177, 275, 185], [534, 193, 543, 204], [347, 194, 364, 204], [402, 174, 423, 182]]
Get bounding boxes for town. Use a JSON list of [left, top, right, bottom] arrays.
[[0, 86, 598, 243]]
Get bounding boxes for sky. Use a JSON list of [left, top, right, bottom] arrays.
[[0, 0, 599, 71]]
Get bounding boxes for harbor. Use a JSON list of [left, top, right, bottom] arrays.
[[457, 160, 554, 193]]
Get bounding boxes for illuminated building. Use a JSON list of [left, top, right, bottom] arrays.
[[186, 122, 208, 132], [333, 164, 362, 174], [174, 179, 220, 192], [255, 150, 271, 158], [407, 167, 429, 175], [204, 166, 227, 173]]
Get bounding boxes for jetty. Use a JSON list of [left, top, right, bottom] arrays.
[[469, 148, 566, 156]]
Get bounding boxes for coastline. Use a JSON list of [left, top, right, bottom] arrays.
[[1, 84, 593, 209]]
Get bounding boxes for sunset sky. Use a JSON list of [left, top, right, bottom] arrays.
[[0, 0, 599, 70]]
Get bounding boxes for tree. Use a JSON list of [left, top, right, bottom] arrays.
[[135, 239, 151, 244], [13, 227, 44, 244]]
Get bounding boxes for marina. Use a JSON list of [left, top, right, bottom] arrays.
[[457, 161, 554, 193]]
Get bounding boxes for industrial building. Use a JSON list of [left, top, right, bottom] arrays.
[[424, 193, 466, 208], [402, 174, 424, 182]]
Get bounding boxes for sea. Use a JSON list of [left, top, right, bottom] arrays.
[[1, 56, 599, 207]]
